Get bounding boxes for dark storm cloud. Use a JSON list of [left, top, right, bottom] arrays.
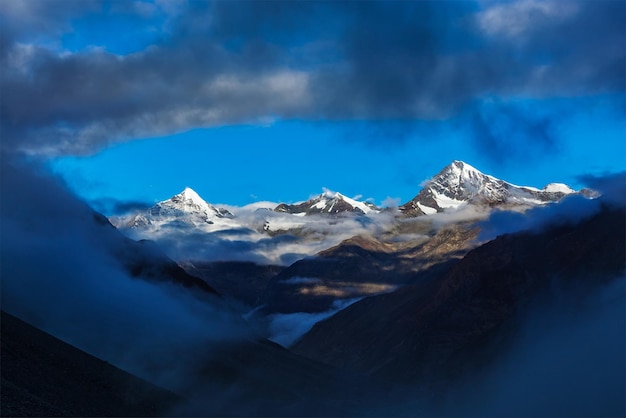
[[1, 0, 623, 155], [0, 0, 99, 46]]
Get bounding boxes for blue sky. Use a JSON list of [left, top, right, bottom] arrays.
[[51, 103, 624, 211], [1, 0, 624, 213]]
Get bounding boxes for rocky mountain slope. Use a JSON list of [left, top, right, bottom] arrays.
[[263, 223, 479, 314], [292, 204, 625, 389], [181, 261, 285, 307], [95, 211, 219, 296]]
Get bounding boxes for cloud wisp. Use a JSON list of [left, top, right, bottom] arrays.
[[119, 207, 399, 266], [267, 297, 363, 348]]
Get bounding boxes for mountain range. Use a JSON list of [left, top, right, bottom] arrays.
[[3, 158, 623, 417], [400, 160, 577, 216], [109, 159, 593, 315], [114, 160, 581, 235], [275, 189, 379, 215], [123, 187, 234, 229]]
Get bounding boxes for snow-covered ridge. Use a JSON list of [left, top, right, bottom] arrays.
[[111, 187, 396, 266], [153, 187, 233, 221], [108, 161, 584, 265], [400, 160, 577, 216], [275, 188, 379, 215], [318, 189, 377, 215], [116, 187, 235, 230], [162, 187, 219, 217], [175, 187, 211, 209], [113, 161, 580, 234]]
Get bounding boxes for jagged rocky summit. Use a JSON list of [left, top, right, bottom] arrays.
[[124, 187, 233, 229], [114, 161, 583, 233], [274, 189, 379, 215], [400, 160, 576, 216]]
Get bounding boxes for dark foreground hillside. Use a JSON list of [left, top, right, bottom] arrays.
[[292, 205, 626, 416], [1, 311, 180, 417], [294, 205, 626, 374], [0, 310, 378, 417]]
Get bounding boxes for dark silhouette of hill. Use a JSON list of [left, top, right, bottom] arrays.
[[1, 311, 180, 417]]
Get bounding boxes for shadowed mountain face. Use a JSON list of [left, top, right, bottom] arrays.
[[1, 310, 394, 417], [170, 220, 479, 315], [1, 311, 180, 417], [263, 223, 479, 313], [117, 239, 220, 297], [292, 205, 626, 389], [181, 260, 285, 307], [89, 213, 220, 297]]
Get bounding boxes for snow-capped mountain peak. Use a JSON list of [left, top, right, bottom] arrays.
[[118, 187, 234, 229], [158, 187, 233, 221], [320, 188, 342, 200], [400, 160, 577, 216], [275, 189, 379, 215], [177, 187, 208, 205], [165, 187, 237, 219], [169, 187, 212, 213]]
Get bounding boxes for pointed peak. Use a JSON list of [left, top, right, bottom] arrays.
[[173, 187, 208, 207], [180, 186, 199, 197], [321, 188, 341, 199], [276, 188, 377, 215], [429, 160, 486, 185], [447, 160, 480, 173]]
